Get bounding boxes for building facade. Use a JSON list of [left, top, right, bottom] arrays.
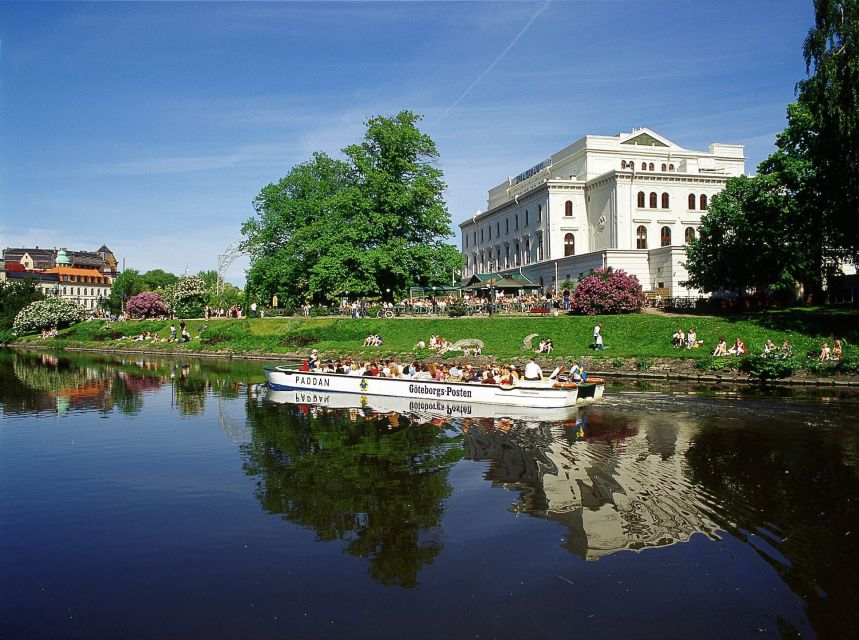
[[459, 128, 745, 296], [1, 246, 115, 310]]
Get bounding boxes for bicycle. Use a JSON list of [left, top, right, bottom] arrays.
[[376, 309, 395, 319]]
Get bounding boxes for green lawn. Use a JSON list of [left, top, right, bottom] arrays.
[[16, 309, 858, 371]]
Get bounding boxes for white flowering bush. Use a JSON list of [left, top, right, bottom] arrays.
[[13, 297, 87, 336], [165, 275, 207, 318]]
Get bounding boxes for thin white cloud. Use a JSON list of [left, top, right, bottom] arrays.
[[432, 0, 552, 124]]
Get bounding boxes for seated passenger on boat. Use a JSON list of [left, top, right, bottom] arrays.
[[524, 358, 543, 381]]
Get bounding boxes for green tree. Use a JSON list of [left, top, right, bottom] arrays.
[[141, 269, 178, 292], [343, 111, 462, 298], [197, 270, 219, 290], [0, 278, 45, 330], [683, 175, 797, 297], [108, 269, 144, 312], [243, 111, 463, 305], [798, 0, 859, 263]]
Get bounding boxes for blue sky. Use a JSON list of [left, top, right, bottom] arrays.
[[0, 1, 814, 284]]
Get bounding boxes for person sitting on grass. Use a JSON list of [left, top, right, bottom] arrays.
[[672, 329, 683, 348], [713, 337, 728, 356], [764, 339, 778, 354], [832, 339, 843, 360], [819, 342, 832, 361], [686, 328, 699, 349], [728, 337, 747, 355]]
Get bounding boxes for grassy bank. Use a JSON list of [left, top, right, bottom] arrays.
[[12, 309, 858, 376]]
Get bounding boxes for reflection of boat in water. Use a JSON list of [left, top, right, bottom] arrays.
[[265, 389, 579, 422], [263, 366, 604, 408]]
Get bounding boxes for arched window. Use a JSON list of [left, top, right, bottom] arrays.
[[496, 222, 500, 236], [688, 193, 696, 210], [641, 162, 647, 170], [465, 234, 468, 248], [488, 226, 492, 240], [515, 242, 520, 265], [637, 192, 645, 208], [505, 246, 510, 267], [515, 214, 519, 230], [661, 192, 669, 209], [506, 219, 509, 234], [648, 163, 654, 171], [685, 227, 696, 243], [661, 163, 667, 171], [524, 237, 530, 263], [537, 235, 543, 260], [537, 204, 542, 222], [481, 228, 484, 243], [661, 226, 672, 246], [525, 210, 529, 226], [669, 164, 674, 171], [700, 194, 708, 210], [649, 192, 658, 208], [565, 200, 573, 216], [564, 233, 575, 256], [636, 225, 647, 249]]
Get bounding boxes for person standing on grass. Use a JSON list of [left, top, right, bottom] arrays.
[[594, 323, 604, 350]]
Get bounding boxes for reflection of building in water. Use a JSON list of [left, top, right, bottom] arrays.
[[464, 411, 719, 560]]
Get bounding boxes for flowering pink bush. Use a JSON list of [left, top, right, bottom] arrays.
[[569, 268, 645, 315], [126, 292, 169, 319]]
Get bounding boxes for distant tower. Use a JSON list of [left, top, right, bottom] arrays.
[[55, 249, 71, 266]]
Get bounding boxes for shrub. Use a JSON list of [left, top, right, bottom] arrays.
[[13, 298, 87, 335], [636, 357, 651, 372], [447, 302, 467, 318], [126, 292, 169, 319], [569, 268, 645, 315], [165, 275, 207, 318], [279, 333, 318, 347], [739, 353, 797, 381]]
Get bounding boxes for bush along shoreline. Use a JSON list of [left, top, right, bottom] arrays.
[[7, 312, 859, 386]]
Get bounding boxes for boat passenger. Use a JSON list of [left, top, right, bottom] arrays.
[[298, 360, 311, 372], [448, 364, 462, 381], [481, 370, 497, 384], [508, 365, 520, 382], [413, 364, 433, 380], [523, 358, 543, 381]]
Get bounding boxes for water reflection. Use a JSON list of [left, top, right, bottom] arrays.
[[244, 395, 464, 587], [3, 350, 859, 635]]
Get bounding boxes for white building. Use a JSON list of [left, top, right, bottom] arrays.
[[459, 128, 745, 296]]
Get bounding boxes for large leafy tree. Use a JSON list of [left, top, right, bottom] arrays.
[[0, 278, 45, 330], [798, 0, 859, 263], [108, 269, 144, 312], [141, 269, 178, 292], [684, 103, 821, 299], [243, 111, 463, 305], [683, 175, 798, 297]]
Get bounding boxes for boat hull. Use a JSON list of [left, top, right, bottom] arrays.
[[265, 389, 579, 422], [263, 366, 591, 408]]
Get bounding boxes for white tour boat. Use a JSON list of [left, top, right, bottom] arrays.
[[265, 389, 582, 422], [263, 365, 604, 409]]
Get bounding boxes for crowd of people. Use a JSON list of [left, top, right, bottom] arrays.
[[296, 355, 589, 386]]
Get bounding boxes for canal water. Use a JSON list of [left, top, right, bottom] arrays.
[[1, 350, 858, 639]]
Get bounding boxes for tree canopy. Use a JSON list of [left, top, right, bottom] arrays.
[[242, 111, 463, 305], [798, 0, 859, 262], [685, 0, 859, 300]]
